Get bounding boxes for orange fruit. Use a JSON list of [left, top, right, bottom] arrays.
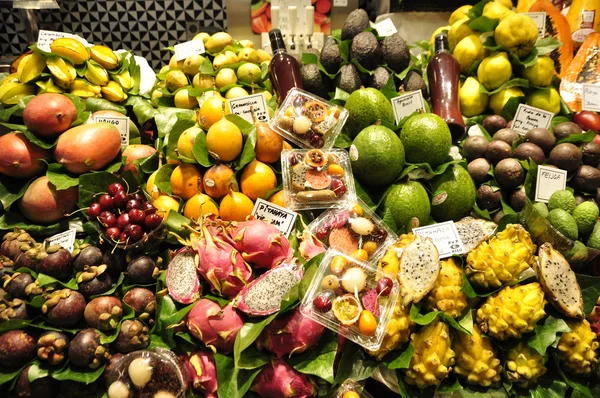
[[351, 249, 369, 261], [203, 164, 235, 199], [342, 392, 360, 398], [362, 241, 378, 256], [357, 310, 377, 336], [330, 255, 348, 274], [177, 125, 202, 159], [206, 118, 243, 162], [154, 195, 180, 217], [268, 190, 286, 207], [255, 122, 283, 164], [170, 164, 203, 200], [350, 203, 363, 216], [240, 159, 277, 201], [219, 190, 254, 221], [198, 94, 229, 130], [146, 170, 161, 200], [327, 164, 345, 177], [282, 141, 293, 150], [183, 193, 219, 220]]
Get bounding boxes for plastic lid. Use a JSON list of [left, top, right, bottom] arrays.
[[269, 29, 287, 52]]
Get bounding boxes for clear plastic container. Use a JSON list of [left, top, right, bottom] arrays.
[[334, 380, 375, 398], [281, 148, 357, 210], [300, 249, 399, 351], [309, 199, 397, 261], [270, 87, 348, 150]]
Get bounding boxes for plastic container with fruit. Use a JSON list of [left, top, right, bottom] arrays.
[[309, 200, 396, 262], [335, 380, 375, 398], [270, 88, 348, 149], [300, 249, 398, 351]]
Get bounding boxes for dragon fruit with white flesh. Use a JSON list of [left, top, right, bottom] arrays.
[[234, 259, 304, 316], [251, 359, 315, 398], [166, 247, 201, 304], [257, 307, 325, 358], [186, 299, 244, 354], [398, 234, 440, 307], [181, 350, 218, 398], [226, 217, 294, 269]]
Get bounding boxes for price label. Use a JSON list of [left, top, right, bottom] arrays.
[[174, 39, 206, 61], [45, 229, 77, 253], [372, 18, 398, 37], [251, 198, 298, 237], [511, 104, 553, 135], [523, 12, 546, 39], [228, 93, 270, 125], [391, 91, 425, 123], [535, 165, 567, 203], [94, 115, 130, 147], [37, 30, 90, 52], [582, 84, 600, 112], [413, 221, 466, 259], [333, 0, 348, 6]]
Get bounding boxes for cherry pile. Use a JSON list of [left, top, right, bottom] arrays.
[[86, 183, 163, 244]]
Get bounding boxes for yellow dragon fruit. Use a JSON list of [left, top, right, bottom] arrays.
[[506, 342, 548, 388], [376, 233, 414, 278], [476, 282, 546, 340], [368, 300, 414, 360], [452, 324, 501, 387], [426, 257, 468, 318], [466, 224, 536, 290], [557, 319, 599, 376], [404, 320, 455, 389]]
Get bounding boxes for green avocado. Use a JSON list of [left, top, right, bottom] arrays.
[[344, 87, 394, 138], [429, 164, 477, 222]]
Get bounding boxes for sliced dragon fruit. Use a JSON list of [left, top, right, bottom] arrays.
[[167, 247, 201, 304], [361, 288, 381, 317]]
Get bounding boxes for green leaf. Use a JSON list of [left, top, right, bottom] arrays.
[[467, 0, 493, 19], [200, 57, 217, 76], [302, 53, 318, 65], [0, 104, 20, 122], [0, 213, 74, 237], [380, 74, 398, 101], [441, 311, 473, 335], [125, 96, 158, 125], [299, 253, 324, 299], [334, 343, 378, 383], [52, 363, 106, 383], [46, 164, 79, 190], [409, 304, 439, 325], [165, 117, 196, 162], [334, 131, 352, 149], [551, 116, 571, 130], [289, 331, 338, 384], [480, 78, 530, 96], [191, 129, 215, 167], [215, 353, 262, 398], [501, 95, 526, 121], [384, 343, 413, 370], [528, 315, 571, 356], [482, 36, 502, 52], [576, 273, 600, 317], [27, 362, 51, 382], [0, 175, 31, 211], [461, 271, 478, 298], [558, 363, 593, 398], [0, 364, 26, 385], [37, 274, 78, 290], [333, 87, 350, 103], [556, 130, 596, 145], [1, 122, 58, 149], [535, 37, 562, 56], [236, 344, 270, 370], [468, 16, 499, 32], [351, 59, 374, 75], [85, 97, 127, 114], [155, 107, 195, 139], [233, 313, 278, 365], [234, 127, 257, 172], [78, 172, 123, 208], [154, 163, 177, 195]]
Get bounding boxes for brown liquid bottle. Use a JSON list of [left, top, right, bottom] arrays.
[[427, 33, 465, 141], [269, 29, 304, 104]]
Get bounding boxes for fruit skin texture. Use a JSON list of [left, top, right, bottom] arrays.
[[250, 359, 315, 398], [380, 181, 431, 233], [404, 320, 455, 389], [186, 299, 244, 354], [177, 126, 202, 159], [368, 299, 414, 360], [478, 52, 512, 91], [0, 329, 36, 367], [400, 113, 452, 168], [557, 319, 599, 376], [206, 118, 242, 162], [495, 13, 539, 57], [19, 176, 78, 224], [240, 159, 278, 201], [476, 282, 546, 341], [466, 224, 536, 290], [506, 342, 548, 388], [121, 144, 156, 175], [0, 132, 50, 179], [452, 324, 501, 387], [54, 122, 121, 174], [203, 164, 235, 199], [23, 93, 77, 137], [170, 163, 203, 200], [181, 350, 218, 398], [184, 193, 219, 220], [429, 164, 476, 222], [344, 87, 395, 138], [397, 234, 440, 307], [426, 257, 468, 318], [255, 122, 283, 164]]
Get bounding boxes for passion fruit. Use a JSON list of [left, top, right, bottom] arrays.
[[462, 136, 489, 162], [485, 140, 512, 164], [493, 128, 520, 145], [482, 114, 507, 135], [548, 143, 582, 172], [554, 122, 582, 141], [332, 294, 361, 326], [513, 142, 545, 165], [494, 158, 525, 189], [305, 149, 327, 168], [467, 158, 492, 185], [476, 185, 502, 211], [582, 141, 600, 167], [524, 128, 555, 156]]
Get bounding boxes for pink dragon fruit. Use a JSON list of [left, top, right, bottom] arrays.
[[166, 247, 201, 304], [193, 225, 254, 299], [226, 217, 294, 269], [186, 299, 244, 354], [233, 259, 303, 317], [181, 350, 218, 398], [257, 308, 325, 358], [298, 228, 325, 261], [361, 288, 381, 317], [251, 359, 315, 398]]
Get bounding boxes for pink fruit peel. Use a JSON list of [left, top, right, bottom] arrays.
[[181, 350, 218, 398], [186, 299, 244, 354], [250, 359, 315, 398], [166, 247, 201, 304]]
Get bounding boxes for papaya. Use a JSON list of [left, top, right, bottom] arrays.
[[528, 0, 573, 78], [560, 32, 600, 112]]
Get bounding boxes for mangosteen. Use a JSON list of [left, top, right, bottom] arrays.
[[0, 298, 29, 323], [524, 128, 556, 156], [36, 245, 72, 280], [14, 365, 59, 398], [68, 328, 109, 369], [572, 165, 600, 192], [495, 158, 525, 189], [123, 287, 156, 323], [493, 128, 520, 145], [0, 329, 36, 367], [13, 243, 43, 270], [42, 289, 86, 326], [492, 210, 505, 224], [509, 187, 528, 211], [482, 115, 507, 135], [84, 296, 123, 331], [0, 229, 35, 260], [103, 353, 123, 384], [113, 319, 150, 353], [103, 250, 127, 277], [467, 158, 492, 185], [485, 140, 512, 164], [477, 185, 502, 211], [37, 331, 69, 366], [3, 272, 39, 299], [78, 264, 113, 298], [462, 136, 489, 162], [513, 142, 545, 165], [0, 256, 13, 279], [582, 141, 600, 167], [548, 143, 583, 172], [127, 255, 160, 285], [60, 380, 100, 398], [73, 245, 103, 272], [554, 121, 582, 141]]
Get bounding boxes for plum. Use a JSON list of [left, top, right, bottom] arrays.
[[0, 329, 36, 367], [68, 328, 109, 369], [19, 176, 78, 224], [42, 289, 86, 326]]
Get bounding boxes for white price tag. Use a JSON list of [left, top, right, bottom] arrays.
[[174, 40, 206, 61], [228, 93, 270, 125], [523, 12, 546, 39], [37, 30, 90, 53], [333, 0, 348, 6], [413, 221, 465, 259], [45, 229, 77, 253], [372, 18, 397, 37], [391, 91, 425, 123], [582, 84, 600, 112], [94, 115, 130, 147], [511, 104, 554, 135], [251, 198, 298, 237], [535, 165, 567, 203]]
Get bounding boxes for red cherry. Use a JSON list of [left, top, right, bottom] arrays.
[[126, 199, 142, 211], [376, 277, 393, 297], [105, 227, 121, 240], [113, 191, 129, 209], [132, 193, 145, 203], [108, 183, 125, 196], [87, 203, 102, 218], [119, 232, 128, 243], [330, 179, 347, 197], [128, 209, 146, 224], [98, 211, 117, 228], [312, 294, 332, 313], [117, 213, 131, 230], [144, 213, 163, 230], [124, 224, 143, 242], [142, 202, 157, 214], [99, 194, 115, 210]]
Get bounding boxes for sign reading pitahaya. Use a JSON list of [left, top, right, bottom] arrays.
[[252, 198, 298, 237]]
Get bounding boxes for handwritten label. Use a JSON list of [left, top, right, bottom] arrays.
[[523, 12, 546, 39], [391, 91, 425, 123], [252, 198, 298, 237], [94, 115, 130, 147], [333, 0, 348, 6], [37, 30, 90, 52], [582, 84, 600, 112], [372, 18, 397, 37], [413, 221, 465, 259], [228, 93, 270, 125], [511, 104, 553, 135], [45, 229, 77, 253], [535, 165, 567, 203], [174, 40, 206, 61]]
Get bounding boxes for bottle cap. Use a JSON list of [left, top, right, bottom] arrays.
[[269, 29, 287, 52], [434, 33, 449, 52]]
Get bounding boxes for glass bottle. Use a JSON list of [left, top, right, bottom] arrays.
[[268, 29, 303, 104]]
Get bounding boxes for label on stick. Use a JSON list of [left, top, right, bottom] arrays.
[[251, 198, 298, 237], [45, 229, 77, 253], [174, 40, 206, 61], [94, 115, 130, 147], [511, 104, 553, 135], [523, 12, 546, 39], [37, 30, 90, 52], [391, 91, 425, 123], [372, 18, 398, 37], [582, 84, 600, 112], [413, 221, 465, 259], [228, 93, 270, 125], [535, 165, 567, 203]]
